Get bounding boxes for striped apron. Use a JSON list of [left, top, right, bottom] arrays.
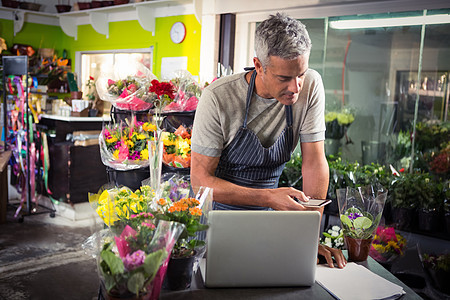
[[213, 70, 294, 210]]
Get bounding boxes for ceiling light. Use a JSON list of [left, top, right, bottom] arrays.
[[329, 14, 450, 29]]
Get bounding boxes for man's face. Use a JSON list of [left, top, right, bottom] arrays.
[[255, 54, 310, 105]]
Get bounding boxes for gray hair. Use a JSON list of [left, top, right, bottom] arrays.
[[255, 13, 312, 69]]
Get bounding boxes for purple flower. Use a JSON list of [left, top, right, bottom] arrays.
[[348, 212, 362, 220], [123, 250, 146, 271]]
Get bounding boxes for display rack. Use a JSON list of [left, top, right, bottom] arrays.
[[2, 56, 55, 222]]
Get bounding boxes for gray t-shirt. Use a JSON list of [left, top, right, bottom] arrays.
[[192, 69, 325, 157]]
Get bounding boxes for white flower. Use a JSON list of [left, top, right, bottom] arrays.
[[324, 237, 332, 248], [331, 231, 339, 237], [335, 237, 344, 247], [328, 229, 333, 234], [332, 225, 340, 232]]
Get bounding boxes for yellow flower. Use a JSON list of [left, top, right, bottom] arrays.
[[126, 140, 134, 148], [161, 132, 176, 146], [141, 148, 149, 160], [136, 133, 146, 140], [106, 136, 118, 144], [113, 149, 119, 159], [143, 122, 157, 132]]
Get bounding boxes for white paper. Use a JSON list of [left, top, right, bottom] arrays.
[[161, 56, 188, 80], [315, 263, 405, 300]]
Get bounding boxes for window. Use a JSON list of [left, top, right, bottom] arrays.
[[75, 47, 153, 101]]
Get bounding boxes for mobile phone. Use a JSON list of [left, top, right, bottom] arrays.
[[303, 199, 332, 207], [291, 196, 331, 207]]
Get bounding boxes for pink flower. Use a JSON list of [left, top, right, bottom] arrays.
[[123, 250, 146, 271], [118, 139, 129, 161], [108, 79, 115, 86]]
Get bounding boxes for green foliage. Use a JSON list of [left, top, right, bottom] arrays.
[[423, 253, 450, 272], [390, 172, 444, 210]]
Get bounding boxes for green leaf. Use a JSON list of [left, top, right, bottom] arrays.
[[346, 207, 362, 215], [127, 272, 145, 295], [143, 249, 167, 282], [101, 250, 124, 275], [103, 274, 116, 292], [353, 216, 372, 230], [340, 214, 353, 228]]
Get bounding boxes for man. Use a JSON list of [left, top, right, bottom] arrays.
[[191, 13, 346, 268]]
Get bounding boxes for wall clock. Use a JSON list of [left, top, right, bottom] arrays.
[[170, 22, 186, 44]]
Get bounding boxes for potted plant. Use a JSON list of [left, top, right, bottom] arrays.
[[421, 253, 450, 295], [152, 187, 211, 290], [417, 175, 444, 232], [389, 171, 422, 231], [337, 184, 388, 262]]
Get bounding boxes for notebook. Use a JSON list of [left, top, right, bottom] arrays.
[[201, 210, 321, 288]]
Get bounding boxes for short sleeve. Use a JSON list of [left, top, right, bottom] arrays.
[[191, 88, 224, 157]]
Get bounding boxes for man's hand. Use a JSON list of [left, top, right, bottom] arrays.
[[318, 244, 347, 268]]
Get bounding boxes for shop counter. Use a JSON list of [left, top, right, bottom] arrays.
[[159, 257, 422, 300], [37, 114, 109, 204]]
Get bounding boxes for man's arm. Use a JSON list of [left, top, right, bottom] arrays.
[[301, 140, 346, 268], [190, 151, 310, 210]]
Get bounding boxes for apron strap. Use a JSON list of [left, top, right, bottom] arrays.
[[243, 70, 257, 128], [285, 105, 293, 127]]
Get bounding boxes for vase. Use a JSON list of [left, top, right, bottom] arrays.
[[345, 236, 373, 262], [163, 254, 197, 290], [148, 138, 163, 198]]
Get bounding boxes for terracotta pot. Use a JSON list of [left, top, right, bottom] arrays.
[[91, 0, 103, 8], [77, 2, 91, 10], [345, 236, 373, 262]]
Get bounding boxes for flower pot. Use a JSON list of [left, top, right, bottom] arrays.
[[55, 4, 71, 13], [19, 1, 41, 11], [102, 0, 114, 6], [345, 236, 373, 262], [114, 0, 129, 5], [163, 254, 196, 290], [91, 0, 103, 8], [77, 2, 91, 10], [1, 0, 19, 8], [392, 207, 415, 231], [418, 209, 439, 232]]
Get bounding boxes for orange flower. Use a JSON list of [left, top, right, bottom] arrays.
[[157, 198, 166, 206], [189, 207, 202, 216]]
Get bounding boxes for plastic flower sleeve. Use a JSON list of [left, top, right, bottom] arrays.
[[337, 184, 387, 240], [96, 61, 157, 111], [99, 118, 156, 171], [337, 184, 388, 261], [163, 70, 202, 112]]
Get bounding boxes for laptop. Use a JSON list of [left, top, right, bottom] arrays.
[[201, 210, 321, 288]]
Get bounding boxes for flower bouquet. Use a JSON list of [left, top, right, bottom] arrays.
[[85, 185, 185, 300], [152, 186, 212, 290], [161, 125, 192, 169], [420, 252, 450, 294], [163, 70, 202, 112], [96, 62, 157, 111], [369, 226, 407, 265], [99, 118, 157, 170], [337, 184, 388, 261]]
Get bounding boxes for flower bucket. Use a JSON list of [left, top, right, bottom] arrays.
[[418, 208, 439, 232], [337, 184, 387, 262]]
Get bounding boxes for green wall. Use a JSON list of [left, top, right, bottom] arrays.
[[0, 14, 201, 78]]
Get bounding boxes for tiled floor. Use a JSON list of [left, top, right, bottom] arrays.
[[1, 196, 450, 300]]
